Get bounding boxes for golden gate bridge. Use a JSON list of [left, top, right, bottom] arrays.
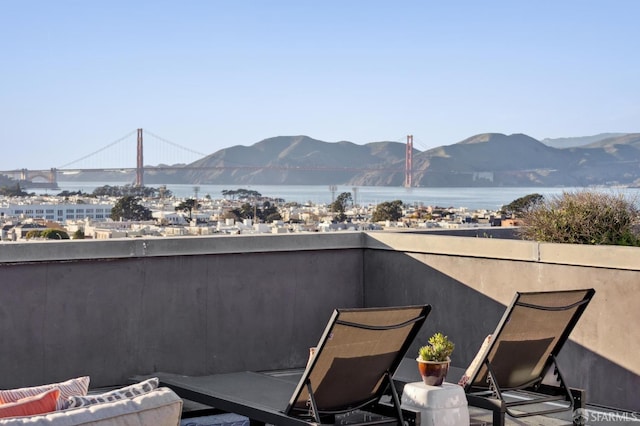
[[0, 130, 416, 189]]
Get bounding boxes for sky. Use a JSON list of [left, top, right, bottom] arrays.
[[1, 1, 639, 170]]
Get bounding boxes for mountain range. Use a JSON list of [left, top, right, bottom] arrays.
[[70, 132, 640, 187]]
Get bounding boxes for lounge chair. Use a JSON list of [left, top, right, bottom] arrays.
[[461, 288, 595, 425], [146, 304, 431, 425]]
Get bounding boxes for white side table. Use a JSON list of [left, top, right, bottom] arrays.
[[401, 382, 470, 426]]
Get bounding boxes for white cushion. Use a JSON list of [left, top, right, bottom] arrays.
[[66, 378, 159, 408], [0, 387, 182, 426], [0, 377, 89, 411]]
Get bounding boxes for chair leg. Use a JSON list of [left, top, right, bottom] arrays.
[[493, 407, 505, 426], [571, 388, 586, 426], [571, 388, 585, 410], [466, 394, 506, 426]]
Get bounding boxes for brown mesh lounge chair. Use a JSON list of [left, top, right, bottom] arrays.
[[149, 305, 431, 425], [461, 289, 595, 425]]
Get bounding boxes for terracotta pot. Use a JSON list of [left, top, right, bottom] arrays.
[[416, 357, 450, 386]]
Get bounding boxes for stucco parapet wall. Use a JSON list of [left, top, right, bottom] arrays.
[[3, 232, 639, 271], [0, 232, 366, 263], [364, 232, 640, 271], [364, 231, 539, 262], [539, 242, 640, 270]]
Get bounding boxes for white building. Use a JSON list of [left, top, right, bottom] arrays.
[[152, 210, 189, 225], [0, 200, 114, 222]]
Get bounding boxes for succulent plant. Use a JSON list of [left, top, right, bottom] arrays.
[[418, 332, 455, 362]]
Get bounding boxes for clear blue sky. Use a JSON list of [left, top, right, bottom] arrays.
[[1, 1, 639, 170]]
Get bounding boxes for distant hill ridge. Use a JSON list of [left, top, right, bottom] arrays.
[[70, 132, 640, 187], [541, 133, 627, 149]]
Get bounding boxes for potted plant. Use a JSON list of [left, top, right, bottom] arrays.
[[416, 332, 455, 386]]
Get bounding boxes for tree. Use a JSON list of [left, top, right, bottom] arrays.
[[175, 198, 201, 221], [92, 185, 122, 197], [228, 200, 282, 223], [259, 201, 282, 222], [73, 229, 85, 239], [371, 200, 404, 222], [240, 203, 254, 219], [502, 193, 544, 217], [0, 182, 30, 197], [57, 190, 89, 198], [41, 229, 70, 240], [92, 185, 168, 198], [519, 190, 640, 246], [222, 188, 262, 200], [110, 196, 152, 221], [330, 192, 352, 222]]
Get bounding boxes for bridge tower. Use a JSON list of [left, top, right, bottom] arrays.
[[404, 135, 413, 188], [136, 128, 144, 187], [49, 168, 57, 185]]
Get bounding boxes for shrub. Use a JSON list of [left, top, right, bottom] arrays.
[[519, 190, 640, 246], [41, 229, 70, 240], [25, 230, 43, 239]]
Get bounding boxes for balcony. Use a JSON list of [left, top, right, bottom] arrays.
[[0, 231, 638, 420]]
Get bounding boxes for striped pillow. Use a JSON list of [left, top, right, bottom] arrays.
[[0, 376, 89, 411], [66, 377, 159, 408], [0, 388, 60, 419]]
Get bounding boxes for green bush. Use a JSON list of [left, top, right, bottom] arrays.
[[42, 229, 70, 240], [519, 190, 640, 246], [25, 230, 43, 239]]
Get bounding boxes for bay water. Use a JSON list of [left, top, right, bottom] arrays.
[[40, 182, 640, 211]]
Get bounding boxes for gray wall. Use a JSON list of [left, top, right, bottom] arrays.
[[363, 232, 640, 412], [0, 234, 364, 388], [0, 231, 638, 412]]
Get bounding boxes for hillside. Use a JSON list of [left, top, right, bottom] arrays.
[[169, 135, 408, 186], [66, 132, 640, 187], [410, 133, 577, 186], [541, 133, 626, 149]]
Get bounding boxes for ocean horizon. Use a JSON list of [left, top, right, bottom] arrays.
[[37, 182, 640, 211]]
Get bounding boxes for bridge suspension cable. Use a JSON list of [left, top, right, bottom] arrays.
[[412, 138, 431, 152], [144, 130, 208, 158], [56, 130, 138, 169]]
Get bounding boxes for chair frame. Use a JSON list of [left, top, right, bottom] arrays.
[[149, 304, 431, 426], [287, 310, 429, 424], [463, 289, 595, 426]]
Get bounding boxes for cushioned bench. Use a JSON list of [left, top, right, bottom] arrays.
[[0, 376, 182, 425], [0, 387, 182, 426]]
